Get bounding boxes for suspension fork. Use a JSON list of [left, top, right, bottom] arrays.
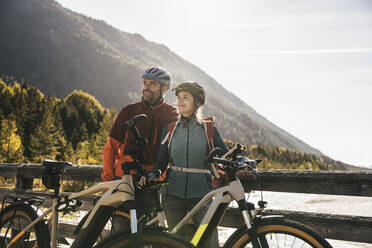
[[238, 199, 262, 248], [126, 200, 140, 248]]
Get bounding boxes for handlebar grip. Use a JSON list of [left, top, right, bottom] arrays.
[[210, 162, 220, 178], [125, 114, 147, 128]]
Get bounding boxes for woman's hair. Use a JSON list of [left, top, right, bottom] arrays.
[[173, 81, 206, 122], [195, 106, 203, 122]]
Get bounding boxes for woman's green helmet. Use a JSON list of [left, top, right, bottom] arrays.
[[174, 82, 206, 105]]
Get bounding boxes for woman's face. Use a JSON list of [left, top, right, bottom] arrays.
[[176, 91, 195, 118]]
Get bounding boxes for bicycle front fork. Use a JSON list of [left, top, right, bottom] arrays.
[[128, 200, 140, 248], [130, 209, 138, 233], [238, 200, 262, 248]]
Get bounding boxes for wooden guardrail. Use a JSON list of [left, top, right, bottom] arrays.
[[1, 163, 372, 244]]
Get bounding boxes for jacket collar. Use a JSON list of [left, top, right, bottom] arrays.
[[141, 98, 165, 111], [180, 115, 199, 127]]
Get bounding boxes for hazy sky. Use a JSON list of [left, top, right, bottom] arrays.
[[56, 0, 372, 168]]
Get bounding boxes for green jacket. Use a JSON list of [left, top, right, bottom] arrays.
[[153, 116, 227, 199]]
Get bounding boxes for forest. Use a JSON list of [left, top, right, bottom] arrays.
[[0, 76, 116, 165], [0, 77, 355, 172]]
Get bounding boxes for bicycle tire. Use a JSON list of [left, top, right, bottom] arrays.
[[223, 217, 332, 248], [93, 229, 195, 248], [0, 203, 50, 248]]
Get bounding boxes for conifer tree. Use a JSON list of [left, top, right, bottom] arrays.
[[0, 117, 23, 163], [29, 108, 66, 162], [95, 109, 116, 150], [0, 109, 4, 127], [63, 142, 75, 163], [71, 139, 98, 165], [21, 84, 46, 159], [0, 79, 13, 117]]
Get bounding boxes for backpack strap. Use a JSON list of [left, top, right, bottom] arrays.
[[161, 117, 215, 151], [202, 117, 215, 151], [161, 120, 180, 149], [158, 120, 179, 181]]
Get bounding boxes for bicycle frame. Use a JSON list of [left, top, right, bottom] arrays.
[[145, 209, 167, 227], [6, 175, 138, 248], [170, 178, 253, 248]]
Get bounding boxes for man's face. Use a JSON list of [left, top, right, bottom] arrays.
[[142, 79, 163, 104]]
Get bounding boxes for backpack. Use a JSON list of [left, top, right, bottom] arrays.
[[160, 117, 225, 188], [165, 117, 215, 151]]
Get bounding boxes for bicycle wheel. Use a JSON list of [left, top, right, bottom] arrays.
[[223, 217, 332, 248], [0, 204, 50, 248], [93, 229, 194, 248]]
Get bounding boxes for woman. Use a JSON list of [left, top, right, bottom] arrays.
[[142, 82, 228, 247]]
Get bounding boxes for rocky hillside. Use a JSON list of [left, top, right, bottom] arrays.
[[0, 0, 322, 155]]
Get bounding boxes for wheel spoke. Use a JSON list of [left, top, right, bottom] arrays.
[[227, 219, 330, 248], [260, 233, 320, 247]]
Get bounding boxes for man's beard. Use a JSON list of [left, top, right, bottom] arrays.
[[143, 90, 161, 105]]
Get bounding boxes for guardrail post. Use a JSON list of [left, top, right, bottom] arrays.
[[15, 163, 33, 190]]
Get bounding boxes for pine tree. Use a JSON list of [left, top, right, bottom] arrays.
[[29, 108, 66, 162], [0, 117, 23, 163], [0, 79, 13, 117], [63, 142, 75, 163], [0, 109, 4, 127], [92, 109, 116, 163], [20, 84, 46, 159], [72, 140, 99, 165]]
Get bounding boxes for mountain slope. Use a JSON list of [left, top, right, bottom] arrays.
[[0, 0, 322, 155]]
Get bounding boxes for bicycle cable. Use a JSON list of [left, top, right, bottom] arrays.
[[114, 181, 135, 196], [259, 172, 264, 202]]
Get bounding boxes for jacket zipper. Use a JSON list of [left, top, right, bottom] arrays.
[[153, 125, 158, 146], [184, 125, 189, 199], [149, 110, 155, 146]]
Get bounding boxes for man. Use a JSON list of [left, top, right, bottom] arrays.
[[102, 66, 178, 182]]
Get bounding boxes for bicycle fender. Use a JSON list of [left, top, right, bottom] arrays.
[[256, 214, 284, 221], [143, 225, 168, 232], [9, 200, 46, 221]]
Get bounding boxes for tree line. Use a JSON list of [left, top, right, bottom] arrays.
[[0, 76, 116, 164], [1, 77, 354, 172]]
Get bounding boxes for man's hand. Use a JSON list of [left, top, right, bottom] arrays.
[[139, 176, 148, 186], [138, 172, 157, 186]]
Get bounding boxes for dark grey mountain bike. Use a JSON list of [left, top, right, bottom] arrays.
[[0, 114, 192, 248]]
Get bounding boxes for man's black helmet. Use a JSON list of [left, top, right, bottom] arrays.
[[142, 67, 171, 86], [174, 82, 206, 105]]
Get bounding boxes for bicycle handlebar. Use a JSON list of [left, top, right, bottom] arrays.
[[138, 180, 166, 189], [213, 157, 261, 167], [122, 114, 150, 176], [209, 143, 262, 175]]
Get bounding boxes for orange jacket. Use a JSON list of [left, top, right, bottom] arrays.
[[102, 100, 178, 182]]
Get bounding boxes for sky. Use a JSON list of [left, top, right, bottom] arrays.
[[56, 0, 372, 168]]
